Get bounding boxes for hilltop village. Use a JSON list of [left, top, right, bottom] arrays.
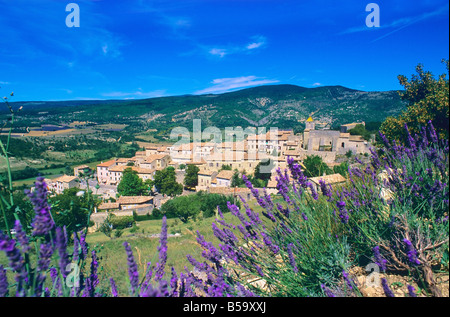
[[43, 117, 371, 224]]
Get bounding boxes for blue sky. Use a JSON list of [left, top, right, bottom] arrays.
[[0, 0, 448, 101]]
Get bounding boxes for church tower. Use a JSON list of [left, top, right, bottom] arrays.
[[305, 116, 315, 131]]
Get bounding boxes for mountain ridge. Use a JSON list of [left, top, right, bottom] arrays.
[[2, 84, 406, 132]]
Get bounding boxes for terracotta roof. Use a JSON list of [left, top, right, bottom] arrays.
[[108, 165, 129, 172], [134, 167, 155, 174], [98, 202, 120, 210], [198, 170, 217, 176], [144, 154, 170, 163], [216, 170, 234, 180], [117, 196, 153, 205], [53, 175, 78, 183], [97, 160, 117, 167]]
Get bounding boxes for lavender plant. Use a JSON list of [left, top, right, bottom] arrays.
[[184, 121, 448, 297]]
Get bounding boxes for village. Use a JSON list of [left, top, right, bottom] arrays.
[[42, 117, 372, 230]]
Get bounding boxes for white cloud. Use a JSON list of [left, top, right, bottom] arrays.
[[102, 89, 167, 99], [102, 44, 108, 55], [312, 82, 322, 86], [246, 36, 267, 50], [206, 35, 267, 58], [209, 48, 227, 58], [194, 76, 279, 95], [0, 81, 10, 85]]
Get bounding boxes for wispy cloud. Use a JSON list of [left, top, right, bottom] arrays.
[[340, 4, 448, 42], [206, 35, 267, 58], [101, 89, 167, 99], [312, 82, 322, 87], [209, 48, 228, 58], [246, 35, 267, 50], [194, 76, 279, 95]]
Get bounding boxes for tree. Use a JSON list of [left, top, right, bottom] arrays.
[[220, 164, 232, 171], [117, 168, 145, 196], [153, 167, 183, 197], [161, 195, 200, 223], [380, 59, 449, 142], [49, 187, 100, 238], [231, 169, 244, 187], [184, 164, 200, 189], [160, 191, 239, 222], [333, 161, 349, 177], [348, 124, 371, 141], [302, 155, 332, 178]]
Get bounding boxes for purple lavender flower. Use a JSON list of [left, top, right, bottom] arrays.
[[155, 216, 168, 281], [79, 232, 88, 260], [287, 243, 298, 273], [109, 277, 118, 297], [26, 176, 54, 236], [342, 270, 353, 290], [49, 267, 62, 297], [319, 179, 333, 200], [307, 182, 319, 200], [407, 284, 417, 297], [373, 246, 387, 272], [404, 123, 417, 152], [89, 250, 99, 291], [381, 278, 395, 297], [321, 284, 335, 297], [217, 206, 224, 219], [336, 200, 349, 224], [55, 227, 70, 278], [427, 120, 439, 144], [379, 131, 391, 148], [170, 267, 179, 297], [123, 241, 139, 295], [260, 232, 279, 254], [0, 233, 27, 296], [35, 242, 54, 296], [403, 239, 421, 266], [0, 265, 8, 297], [13, 220, 30, 254], [72, 232, 80, 263]]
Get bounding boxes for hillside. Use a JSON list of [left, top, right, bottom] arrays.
[[2, 84, 406, 134]]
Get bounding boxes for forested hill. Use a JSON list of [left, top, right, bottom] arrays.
[[3, 84, 406, 131]]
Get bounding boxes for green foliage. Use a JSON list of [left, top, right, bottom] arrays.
[[161, 191, 236, 223], [220, 164, 232, 171], [333, 161, 349, 177], [348, 124, 372, 141], [49, 187, 96, 238], [380, 59, 449, 143], [152, 167, 183, 197], [117, 168, 145, 196], [302, 155, 332, 177], [231, 170, 244, 187], [183, 164, 200, 189]]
